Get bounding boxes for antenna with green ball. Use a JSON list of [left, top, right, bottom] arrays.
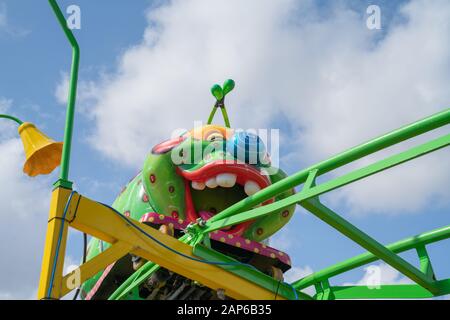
[[207, 79, 235, 128]]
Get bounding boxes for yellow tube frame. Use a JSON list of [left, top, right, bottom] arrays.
[[37, 187, 287, 300]]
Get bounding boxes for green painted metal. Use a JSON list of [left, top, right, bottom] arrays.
[[329, 283, 437, 300], [49, 0, 80, 189], [110, 262, 160, 300], [220, 106, 231, 128], [193, 108, 449, 299], [202, 133, 450, 233], [207, 80, 235, 127], [294, 167, 441, 295], [0, 114, 23, 125], [301, 198, 438, 294], [206, 108, 450, 225], [327, 278, 450, 300], [207, 105, 218, 126], [416, 245, 435, 280], [293, 225, 450, 291]]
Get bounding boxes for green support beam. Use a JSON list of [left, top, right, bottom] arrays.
[[293, 225, 450, 290], [328, 279, 450, 300], [202, 133, 450, 233], [207, 108, 450, 225], [300, 198, 439, 294], [416, 245, 436, 280]]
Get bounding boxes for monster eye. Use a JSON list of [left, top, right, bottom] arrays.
[[206, 132, 224, 142]]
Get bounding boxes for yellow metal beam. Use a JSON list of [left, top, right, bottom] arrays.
[[37, 188, 78, 299], [60, 241, 133, 297], [71, 195, 286, 300], [38, 188, 287, 300]]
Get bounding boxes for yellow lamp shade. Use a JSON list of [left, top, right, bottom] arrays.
[[18, 122, 63, 177]]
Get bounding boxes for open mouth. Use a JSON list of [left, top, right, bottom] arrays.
[[176, 160, 273, 236]]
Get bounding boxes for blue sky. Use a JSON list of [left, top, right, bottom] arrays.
[[0, 0, 448, 299]]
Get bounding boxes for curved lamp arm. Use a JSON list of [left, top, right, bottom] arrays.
[[0, 114, 23, 125]]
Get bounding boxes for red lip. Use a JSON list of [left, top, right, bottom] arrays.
[[177, 160, 273, 236], [177, 160, 271, 188], [152, 136, 185, 154]]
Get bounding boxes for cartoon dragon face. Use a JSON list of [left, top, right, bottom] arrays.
[[142, 124, 295, 242]]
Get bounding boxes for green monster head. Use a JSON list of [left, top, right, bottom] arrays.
[[141, 80, 295, 242]]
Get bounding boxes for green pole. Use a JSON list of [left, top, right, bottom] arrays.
[[0, 114, 23, 125], [207, 105, 218, 125], [220, 105, 231, 128], [49, 0, 80, 189]]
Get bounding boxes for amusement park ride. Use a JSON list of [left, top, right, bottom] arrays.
[[0, 0, 449, 300]]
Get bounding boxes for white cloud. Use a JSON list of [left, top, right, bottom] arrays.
[[0, 97, 12, 113], [0, 3, 7, 29], [0, 98, 16, 139], [0, 138, 53, 299], [55, 72, 98, 113], [81, 0, 450, 215], [269, 226, 297, 252], [328, 148, 450, 216], [54, 73, 69, 105], [285, 265, 313, 283], [63, 255, 79, 275], [343, 263, 411, 288], [284, 265, 315, 296], [0, 101, 53, 299], [0, 3, 29, 37]]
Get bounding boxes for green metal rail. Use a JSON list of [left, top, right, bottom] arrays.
[[293, 225, 450, 299], [193, 108, 449, 299], [205, 109, 450, 227]]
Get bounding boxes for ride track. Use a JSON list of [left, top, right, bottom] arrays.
[[1, 0, 449, 300]]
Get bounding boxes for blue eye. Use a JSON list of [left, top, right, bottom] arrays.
[[227, 131, 266, 165]]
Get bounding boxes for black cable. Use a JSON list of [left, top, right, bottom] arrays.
[[274, 279, 282, 300], [72, 232, 87, 300]]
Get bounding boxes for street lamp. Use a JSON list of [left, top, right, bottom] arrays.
[[0, 114, 63, 177]]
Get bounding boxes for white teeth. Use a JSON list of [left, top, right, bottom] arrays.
[[205, 177, 218, 188], [216, 173, 237, 188], [244, 180, 260, 196], [192, 181, 205, 190]]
